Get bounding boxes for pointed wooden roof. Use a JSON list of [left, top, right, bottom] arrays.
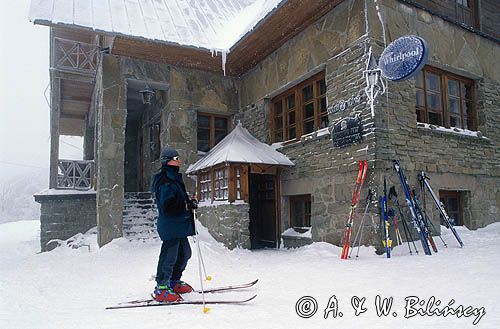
[[187, 123, 294, 174]]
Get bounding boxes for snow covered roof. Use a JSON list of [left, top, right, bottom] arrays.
[[29, 0, 284, 52], [187, 123, 294, 174]]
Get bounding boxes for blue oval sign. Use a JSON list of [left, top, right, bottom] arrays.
[[379, 35, 428, 81]]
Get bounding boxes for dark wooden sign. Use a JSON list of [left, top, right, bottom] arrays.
[[332, 116, 363, 148]]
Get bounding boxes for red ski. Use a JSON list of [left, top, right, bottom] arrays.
[[340, 160, 369, 259]]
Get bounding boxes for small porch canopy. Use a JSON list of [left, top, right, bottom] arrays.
[[187, 122, 294, 202]]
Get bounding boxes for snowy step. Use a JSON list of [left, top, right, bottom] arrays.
[[123, 192, 158, 241]]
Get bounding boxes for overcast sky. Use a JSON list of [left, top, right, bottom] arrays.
[[0, 0, 81, 182]]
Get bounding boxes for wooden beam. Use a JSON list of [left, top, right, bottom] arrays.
[[112, 37, 224, 74], [226, 0, 342, 76], [49, 77, 61, 188]]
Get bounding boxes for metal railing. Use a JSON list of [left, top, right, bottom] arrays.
[[57, 160, 94, 190], [53, 37, 99, 74]]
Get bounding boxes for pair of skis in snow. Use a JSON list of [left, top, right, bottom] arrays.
[[106, 279, 258, 309], [340, 160, 369, 259]]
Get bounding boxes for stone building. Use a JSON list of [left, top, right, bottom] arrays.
[[30, 0, 499, 251]]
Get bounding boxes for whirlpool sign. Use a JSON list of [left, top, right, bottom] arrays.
[[379, 35, 429, 81]]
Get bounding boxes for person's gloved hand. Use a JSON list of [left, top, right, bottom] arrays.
[[187, 198, 198, 210]]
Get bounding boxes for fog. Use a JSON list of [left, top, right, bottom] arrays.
[[0, 1, 82, 222]]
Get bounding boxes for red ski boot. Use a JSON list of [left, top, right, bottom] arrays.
[[153, 285, 181, 302], [171, 280, 194, 294]]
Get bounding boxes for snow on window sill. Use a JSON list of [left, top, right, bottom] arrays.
[[272, 127, 331, 150], [35, 188, 96, 196], [198, 199, 247, 208], [282, 227, 312, 239], [417, 123, 489, 140]]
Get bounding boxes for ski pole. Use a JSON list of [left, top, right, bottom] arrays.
[[350, 189, 374, 258], [193, 208, 209, 313], [389, 185, 418, 254]]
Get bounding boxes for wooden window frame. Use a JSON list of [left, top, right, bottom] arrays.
[[439, 190, 463, 226], [416, 66, 476, 130], [196, 164, 249, 203], [197, 113, 231, 152], [270, 72, 327, 143], [213, 165, 229, 201], [198, 170, 212, 202], [290, 194, 312, 228], [455, 0, 478, 29]]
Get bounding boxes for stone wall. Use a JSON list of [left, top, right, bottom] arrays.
[[95, 55, 240, 246], [236, 0, 378, 245], [232, 0, 500, 248], [34, 192, 96, 251], [164, 66, 239, 193], [95, 55, 127, 246], [196, 203, 251, 249], [407, 0, 500, 40], [238, 0, 367, 108], [371, 0, 500, 229]]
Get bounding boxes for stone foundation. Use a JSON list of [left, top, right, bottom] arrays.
[[196, 203, 250, 249], [34, 191, 96, 251]]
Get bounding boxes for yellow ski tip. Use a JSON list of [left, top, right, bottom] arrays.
[[203, 307, 211, 313], [206, 276, 212, 281]]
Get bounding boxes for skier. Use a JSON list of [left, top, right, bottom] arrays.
[[151, 147, 198, 302]]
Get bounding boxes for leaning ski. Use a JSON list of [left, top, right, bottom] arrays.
[[341, 160, 369, 259], [419, 172, 464, 247], [393, 160, 432, 255], [106, 295, 257, 310]]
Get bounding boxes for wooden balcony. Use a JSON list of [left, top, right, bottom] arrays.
[[52, 37, 99, 75], [57, 159, 94, 190]]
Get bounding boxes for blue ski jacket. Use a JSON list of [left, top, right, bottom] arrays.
[[151, 165, 195, 241]]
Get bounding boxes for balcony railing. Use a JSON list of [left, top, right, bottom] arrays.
[[53, 38, 99, 74], [57, 160, 94, 190]]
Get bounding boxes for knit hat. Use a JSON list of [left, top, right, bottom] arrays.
[[160, 147, 179, 164]]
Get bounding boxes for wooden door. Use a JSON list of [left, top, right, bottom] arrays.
[[249, 174, 277, 248]]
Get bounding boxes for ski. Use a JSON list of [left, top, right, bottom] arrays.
[[393, 160, 432, 255], [196, 279, 258, 294], [106, 295, 257, 310], [116, 279, 258, 305], [380, 177, 392, 258], [412, 189, 442, 252], [418, 172, 464, 247], [341, 160, 369, 259], [388, 185, 419, 255]]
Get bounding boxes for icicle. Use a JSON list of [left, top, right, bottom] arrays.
[[221, 50, 227, 76]]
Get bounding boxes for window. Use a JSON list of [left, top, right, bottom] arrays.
[[197, 164, 248, 203], [455, 0, 477, 28], [197, 113, 230, 152], [416, 67, 476, 130], [149, 122, 161, 161], [271, 72, 327, 143], [290, 195, 312, 228], [199, 171, 212, 201], [235, 166, 243, 200], [439, 190, 463, 226], [214, 167, 229, 200]]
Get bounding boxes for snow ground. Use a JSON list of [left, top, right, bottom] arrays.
[[1, 220, 500, 329]]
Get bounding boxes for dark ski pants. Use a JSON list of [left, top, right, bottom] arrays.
[[156, 237, 192, 287]]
